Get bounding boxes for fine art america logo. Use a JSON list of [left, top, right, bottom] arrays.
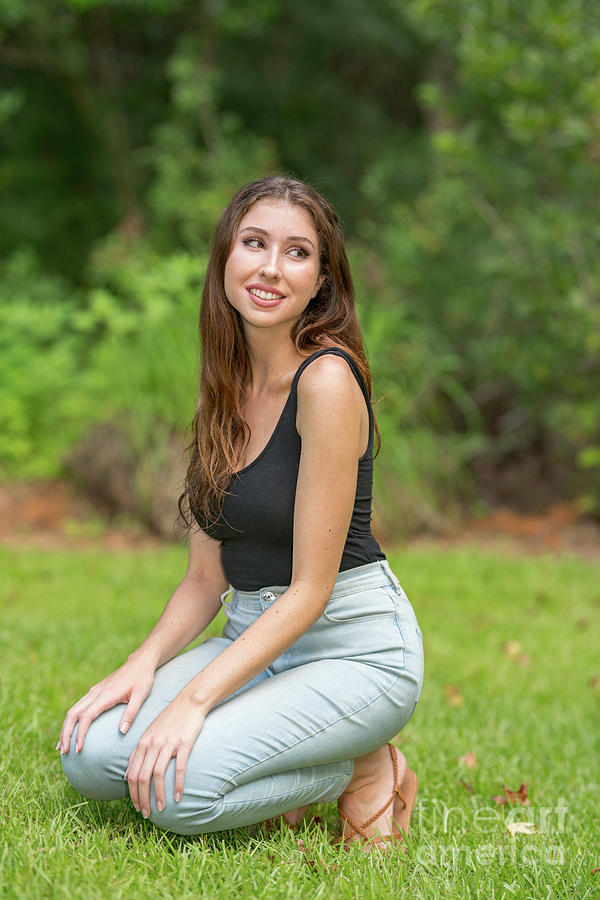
[[412, 797, 568, 868]]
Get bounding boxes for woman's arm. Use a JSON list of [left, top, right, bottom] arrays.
[[128, 523, 230, 671], [125, 355, 367, 814], [187, 354, 367, 706], [58, 524, 229, 753]]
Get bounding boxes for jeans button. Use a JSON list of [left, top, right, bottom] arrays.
[[263, 591, 277, 602]]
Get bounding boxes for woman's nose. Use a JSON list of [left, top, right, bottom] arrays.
[[259, 250, 281, 279], [259, 265, 280, 280]]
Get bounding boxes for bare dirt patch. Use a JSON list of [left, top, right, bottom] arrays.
[[0, 480, 165, 551], [406, 502, 600, 560], [1, 480, 599, 559]]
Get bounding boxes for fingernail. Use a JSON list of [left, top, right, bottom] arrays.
[[175, 792, 181, 803], [142, 808, 149, 818], [55, 742, 60, 751], [120, 722, 129, 734], [133, 803, 140, 812], [157, 801, 164, 812]]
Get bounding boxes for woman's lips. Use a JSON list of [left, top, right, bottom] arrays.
[[246, 288, 285, 308]]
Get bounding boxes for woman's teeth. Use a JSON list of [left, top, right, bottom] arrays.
[[248, 288, 283, 301]]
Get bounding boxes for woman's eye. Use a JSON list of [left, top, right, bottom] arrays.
[[241, 238, 308, 258]]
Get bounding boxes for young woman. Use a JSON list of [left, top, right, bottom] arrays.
[[58, 174, 424, 852]]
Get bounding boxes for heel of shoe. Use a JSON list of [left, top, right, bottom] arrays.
[[392, 768, 418, 839]]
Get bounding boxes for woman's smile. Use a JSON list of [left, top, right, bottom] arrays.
[[224, 199, 325, 329], [246, 288, 285, 308]]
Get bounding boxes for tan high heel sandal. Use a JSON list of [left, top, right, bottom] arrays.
[[335, 743, 418, 852]]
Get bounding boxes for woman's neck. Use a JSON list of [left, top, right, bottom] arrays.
[[243, 330, 305, 395]]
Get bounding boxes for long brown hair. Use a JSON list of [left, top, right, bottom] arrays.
[[178, 173, 381, 532]]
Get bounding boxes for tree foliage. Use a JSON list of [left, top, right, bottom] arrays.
[[1, 0, 598, 528]]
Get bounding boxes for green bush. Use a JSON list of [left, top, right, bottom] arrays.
[[76, 239, 204, 450], [2, 0, 600, 527], [0, 250, 89, 478], [374, 0, 600, 513], [0, 243, 202, 482]]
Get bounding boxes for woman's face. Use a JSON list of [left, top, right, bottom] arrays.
[[224, 199, 325, 334]]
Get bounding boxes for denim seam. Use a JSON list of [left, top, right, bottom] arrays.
[[381, 584, 409, 604], [321, 610, 397, 625], [393, 613, 408, 670], [326, 578, 396, 600], [216, 670, 404, 795], [220, 770, 353, 811]]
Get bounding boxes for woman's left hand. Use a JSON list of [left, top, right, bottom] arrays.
[[125, 695, 207, 818]]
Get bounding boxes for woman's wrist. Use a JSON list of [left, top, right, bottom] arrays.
[[127, 642, 162, 671], [179, 678, 213, 714]]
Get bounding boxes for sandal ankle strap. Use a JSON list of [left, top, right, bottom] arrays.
[[337, 743, 405, 842]]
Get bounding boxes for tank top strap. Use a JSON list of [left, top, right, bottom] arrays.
[[290, 347, 374, 455]]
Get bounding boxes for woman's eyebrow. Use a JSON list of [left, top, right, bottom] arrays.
[[239, 226, 315, 249]]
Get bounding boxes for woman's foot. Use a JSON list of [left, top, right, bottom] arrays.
[[337, 743, 413, 852], [280, 804, 309, 827], [262, 804, 309, 832]]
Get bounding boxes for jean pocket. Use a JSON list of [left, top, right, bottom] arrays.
[[321, 586, 397, 624]]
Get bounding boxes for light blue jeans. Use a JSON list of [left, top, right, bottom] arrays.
[[61, 559, 424, 835]]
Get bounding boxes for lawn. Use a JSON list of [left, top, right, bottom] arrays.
[[1, 543, 599, 899]]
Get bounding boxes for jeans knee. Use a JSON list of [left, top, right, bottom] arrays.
[[61, 716, 124, 802], [61, 738, 100, 800], [148, 776, 224, 836]]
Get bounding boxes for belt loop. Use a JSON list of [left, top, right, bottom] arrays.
[[379, 559, 392, 584], [382, 559, 402, 592], [220, 587, 234, 604]]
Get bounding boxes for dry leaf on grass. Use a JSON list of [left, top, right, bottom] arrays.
[[506, 822, 537, 835], [459, 751, 478, 769], [503, 640, 523, 658], [493, 783, 530, 806], [460, 779, 474, 794], [444, 684, 464, 706]]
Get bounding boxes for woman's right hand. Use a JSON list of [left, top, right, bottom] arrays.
[[57, 654, 156, 755]]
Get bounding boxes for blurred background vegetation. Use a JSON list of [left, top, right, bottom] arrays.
[[1, 0, 599, 539]]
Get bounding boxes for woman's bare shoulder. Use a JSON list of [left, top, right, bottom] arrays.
[[295, 352, 365, 440], [296, 348, 363, 401]]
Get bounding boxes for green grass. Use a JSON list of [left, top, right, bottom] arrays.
[[1, 543, 599, 899]]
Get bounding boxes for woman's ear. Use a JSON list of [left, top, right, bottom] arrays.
[[312, 273, 326, 299]]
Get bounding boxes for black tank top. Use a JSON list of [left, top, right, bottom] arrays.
[[190, 347, 386, 590]]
